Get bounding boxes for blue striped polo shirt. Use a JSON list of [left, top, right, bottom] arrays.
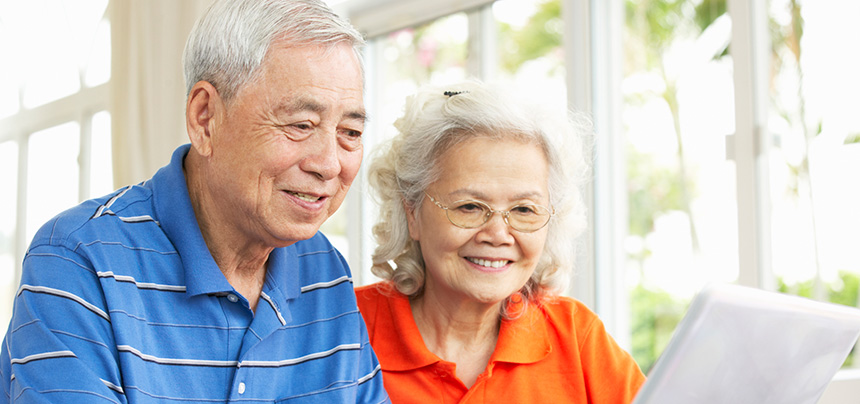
[[0, 144, 389, 403]]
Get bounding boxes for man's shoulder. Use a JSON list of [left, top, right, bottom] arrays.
[[28, 184, 161, 252]]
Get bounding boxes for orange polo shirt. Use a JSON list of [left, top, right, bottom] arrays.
[[355, 282, 645, 404]]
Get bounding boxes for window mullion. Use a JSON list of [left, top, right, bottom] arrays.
[[14, 130, 29, 289], [727, 0, 771, 290], [79, 111, 93, 201], [466, 5, 496, 81]]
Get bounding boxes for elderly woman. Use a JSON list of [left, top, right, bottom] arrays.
[[355, 80, 645, 403]]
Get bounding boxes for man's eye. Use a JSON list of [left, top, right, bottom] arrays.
[[338, 127, 363, 138], [338, 129, 363, 151]]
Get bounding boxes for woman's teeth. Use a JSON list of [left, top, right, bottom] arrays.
[[289, 191, 320, 202], [466, 257, 509, 268]]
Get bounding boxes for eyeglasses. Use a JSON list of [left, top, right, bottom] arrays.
[[425, 193, 554, 233]]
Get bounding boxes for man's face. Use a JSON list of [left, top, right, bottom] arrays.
[[204, 42, 364, 247]]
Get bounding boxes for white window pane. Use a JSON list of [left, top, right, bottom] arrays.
[[768, 1, 860, 369], [0, 141, 18, 277], [11, 0, 80, 108], [9, 0, 106, 107], [372, 13, 469, 144], [62, 0, 109, 80], [494, 0, 566, 110], [89, 111, 113, 197], [84, 18, 111, 87], [26, 122, 80, 241], [0, 141, 17, 338], [623, 0, 737, 372], [0, 18, 20, 118]]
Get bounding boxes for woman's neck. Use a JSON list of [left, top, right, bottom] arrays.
[[410, 291, 502, 388]]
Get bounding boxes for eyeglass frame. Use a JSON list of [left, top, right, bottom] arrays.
[[424, 193, 554, 233]]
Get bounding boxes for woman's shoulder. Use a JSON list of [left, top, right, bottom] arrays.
[[355, 281, 400, 315], [540, 295, 598, 318], [355, 281, 396, 299], [537, 296, 603, 337]]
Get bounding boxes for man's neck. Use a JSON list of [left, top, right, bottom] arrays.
[[184, 152, 272, 312]]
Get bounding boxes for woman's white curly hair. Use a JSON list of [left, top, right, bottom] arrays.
[[367, 79, 592, 317]]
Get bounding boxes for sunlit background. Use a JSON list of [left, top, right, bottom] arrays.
[[1, 0, 858, 389]]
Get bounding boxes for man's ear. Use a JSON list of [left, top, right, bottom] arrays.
[[404, 199, 421, 241], [185, 80, 223, 158]]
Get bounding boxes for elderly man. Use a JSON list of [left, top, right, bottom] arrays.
[[0, 0, 388, 402]]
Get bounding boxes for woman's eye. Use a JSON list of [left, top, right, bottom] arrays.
[[512, 205, 538, 215], [456, 203, 484, 213]]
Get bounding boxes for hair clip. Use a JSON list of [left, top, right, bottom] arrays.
[[443, 90, 469, 97]]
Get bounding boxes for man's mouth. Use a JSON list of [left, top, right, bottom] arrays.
[[287, 191, 323, 202], [465, 257, 510, 268]]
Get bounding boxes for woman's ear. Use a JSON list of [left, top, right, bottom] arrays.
[[185, 80, 223, 158], [404, 199, 421, 241]]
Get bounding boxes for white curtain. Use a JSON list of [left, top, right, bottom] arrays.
[[109, 0, 214, 188]]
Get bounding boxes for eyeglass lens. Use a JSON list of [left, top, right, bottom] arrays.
[[446, 200, 551, 232]]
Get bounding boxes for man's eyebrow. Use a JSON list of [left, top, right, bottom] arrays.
[[344, 109, 368, 123], [276, 97, 325, 115], [274, 97, 367, 123]]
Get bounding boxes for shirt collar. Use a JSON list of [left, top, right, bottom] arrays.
[[372, 287, 441, 371], [491, 300, 552, 365], [374, 286, 551, 371], [151, 144, 233, 297]]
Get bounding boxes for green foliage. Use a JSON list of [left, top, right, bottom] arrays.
[[693, 0, 726, 32], [624, 0, 693, 72], [626, 146, 690, 236], [498, 0, 562, 74], [631, 284, 687, 373], [777, 271, 860, 367], [844, 133, 860, 145], [693, 0, 728, 58], [632, 272, 860, 373]]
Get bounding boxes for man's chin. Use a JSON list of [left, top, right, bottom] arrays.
[[271, 219, 327, 246]]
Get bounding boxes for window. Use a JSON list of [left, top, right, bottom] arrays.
[[0, 0, 112, 336], [346, 0, 860, 398], [616, 0, 860, 380], [767, 0, 860, 366], [622, 0, 739, 372]]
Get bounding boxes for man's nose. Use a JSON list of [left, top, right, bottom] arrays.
[[300, 130, 340, 180]]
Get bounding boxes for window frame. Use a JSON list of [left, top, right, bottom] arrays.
[[0, 84, 109, 330]]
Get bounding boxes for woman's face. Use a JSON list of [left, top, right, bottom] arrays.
[[407, 136, 550, 308]]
